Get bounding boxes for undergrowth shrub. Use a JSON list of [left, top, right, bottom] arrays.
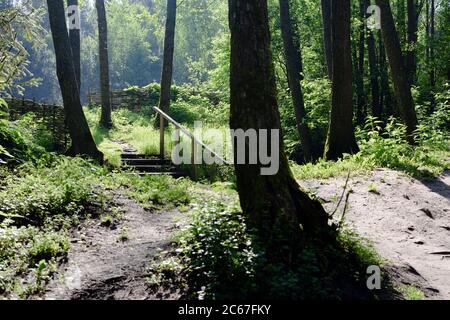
[[0, 157, 108, 225], [356, 116, 450, 177], [0, 114, 50, 166], [0, 220, 69, 297]]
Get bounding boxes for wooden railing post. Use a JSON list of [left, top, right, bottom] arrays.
[[160, 113, 165, 159], [191, 137, 197, 179], [175, 128, 180, 145]]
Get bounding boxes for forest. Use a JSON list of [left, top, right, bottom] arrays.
[[0, 0, 449, 304]]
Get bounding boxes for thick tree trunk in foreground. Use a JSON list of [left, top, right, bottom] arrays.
[[229, 0, 329, 263], [46, 0, 103, 162], [376, 0, 418, 143], [279, 0, 313, 161], [96, 0, 112, 128], [67, 0, 80, 89], [324, 0, 359, 160], [321, 0, 333, 79], [155, 0, 176, 127]]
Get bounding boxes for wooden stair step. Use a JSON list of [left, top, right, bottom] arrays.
[[122, 158, 172, 166], [130, 165, 179, 172], [127, 171, 188, 178], [120, 153, 188, 177], [120, 153, 159, 159]]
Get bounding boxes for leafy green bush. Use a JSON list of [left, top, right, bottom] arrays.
[[292, 115, 449, 180], [355, 117, 450, 177], [0, 220, 69, 297], [0, 157, 108, 225], [0, 116, 49, 166], [175, 201, 257, 299], [27, 232, 70, 265]]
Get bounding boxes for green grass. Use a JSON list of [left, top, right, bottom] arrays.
[[291, 157, 369, 180], [86, 106, 190, 160], [103, 173, 192, 211], [292, 118, 450, 181]]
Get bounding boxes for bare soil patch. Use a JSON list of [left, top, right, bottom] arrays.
[[301, 169, 450, 299]]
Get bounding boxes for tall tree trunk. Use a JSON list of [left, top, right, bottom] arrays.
[[279, 0, 313, 161], [355, 0, 366, 126], [379, 30, 392, 117], [406, 0, 418, 85], [324, 0, 359, 160], [96, 0, 112, 128], [396, 0, 407, 46], [228, 0, 329, 263], [376, 0, 418, 143], [67, 0, 80, 89], [321, 0, 332, 79], [46, 0, 103, 162], [366, 0, 382, 119], [155, 0, 176, 127], [429, 0, 436, 113]]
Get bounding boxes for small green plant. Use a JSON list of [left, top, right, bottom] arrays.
[[146, 255, 185, 290], [118, 227, 129, 242], [27, 233, 70, 266], [101, 215, 114, 227], [400, 285, 425, 300], [368, 183, 380, 195], [170, 201, 257, 299]]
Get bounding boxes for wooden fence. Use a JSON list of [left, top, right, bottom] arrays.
[[4, 97, 69, 151], [87, 88, 152, 111]]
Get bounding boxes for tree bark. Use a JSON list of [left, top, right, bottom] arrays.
[[379, 30, 392, 117], [321, 0, 332, 79], [376, 0, 418, 143], [406, 0, 418, 85], [229, 0, 329, 264], [429, 0, 436, 112], [279, 0, 313, 162], [155, 0, 176, 127], [46, 0, 103, 162], [365, 0, 382, 119], [67, 0, 80, 89], [96, 0, 112, 128], [324, 0, 359, 160], [396, 0, 407, 45], [355, 0, 366, 125]]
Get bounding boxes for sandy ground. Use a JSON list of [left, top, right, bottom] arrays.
[[301, 169, 450, 299]]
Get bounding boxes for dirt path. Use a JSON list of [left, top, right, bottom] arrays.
[[45, 192, 185, 300], [44, 166, 448, 300], [301, 169, 450, 299]]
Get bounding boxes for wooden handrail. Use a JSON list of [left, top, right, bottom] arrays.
[[153, 106, 231, 166]]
